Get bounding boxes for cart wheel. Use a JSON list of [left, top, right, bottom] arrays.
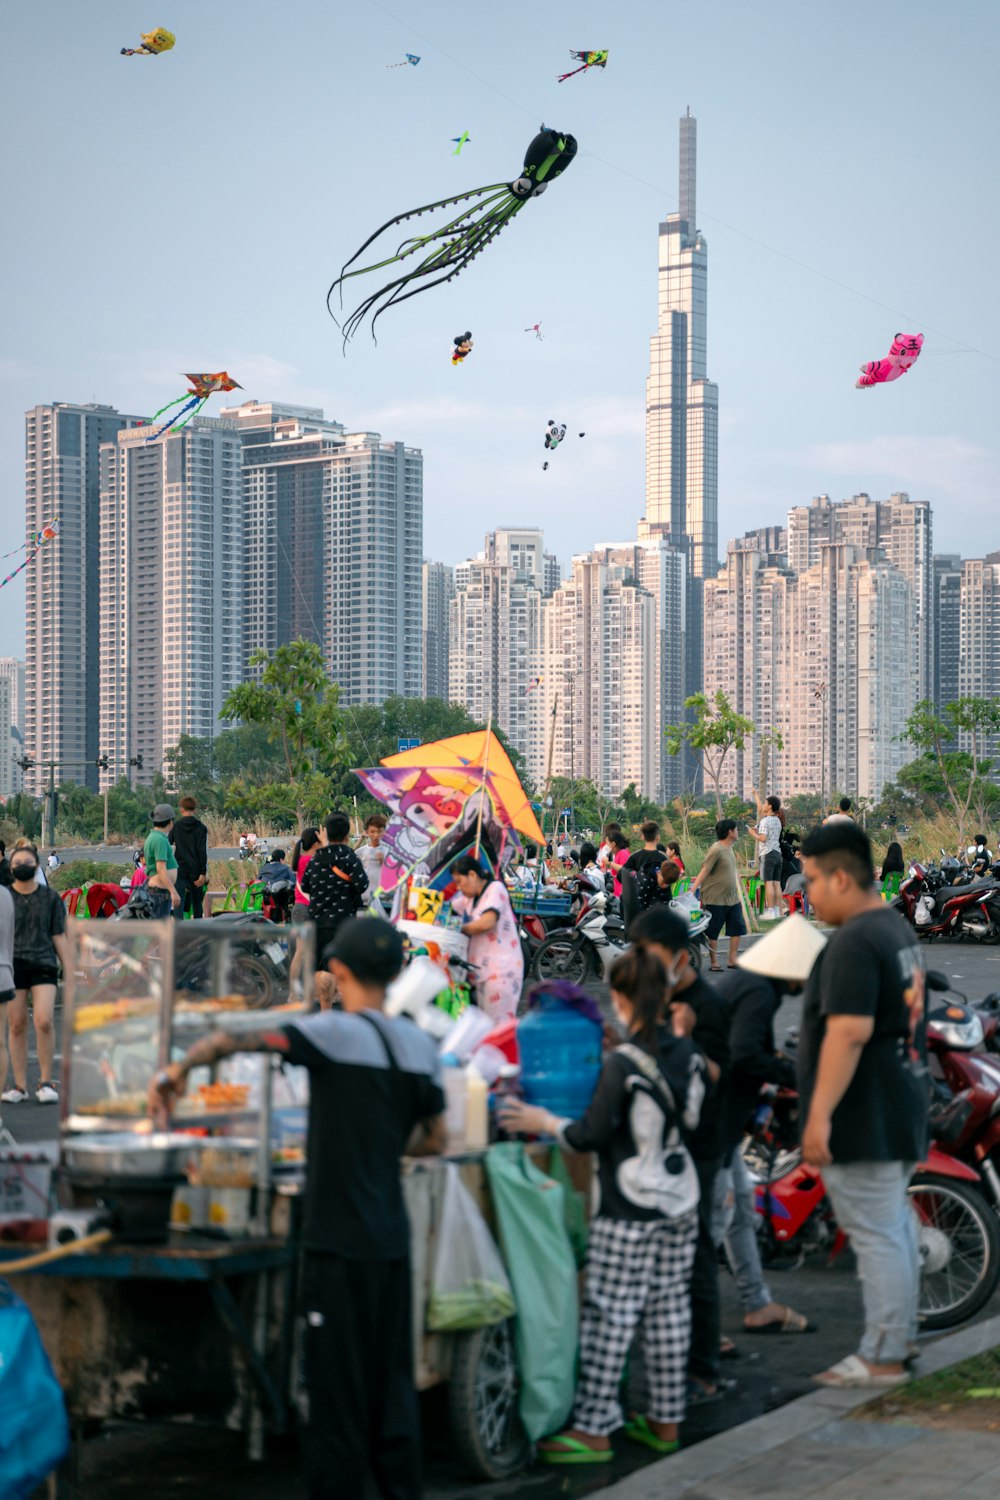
[[447, 1319, 531, 1480]]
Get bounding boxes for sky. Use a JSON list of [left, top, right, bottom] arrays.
[[2, 0, 999, 654]]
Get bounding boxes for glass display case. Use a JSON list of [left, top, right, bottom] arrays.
[[63, 917, 315, 1135]]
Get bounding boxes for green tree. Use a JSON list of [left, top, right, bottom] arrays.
[[163, 734, 220, 809], [220, 641, 346, 827], [901, 698, 1000, 847], [665, 692, 766, 817]]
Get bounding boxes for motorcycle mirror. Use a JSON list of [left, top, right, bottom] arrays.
[[926, 970, 950, 993]]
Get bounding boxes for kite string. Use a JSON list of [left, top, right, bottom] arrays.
[[365, 0, 998, 362]]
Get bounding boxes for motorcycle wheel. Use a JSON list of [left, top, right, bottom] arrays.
[[530, 933, 594, 984], [228, 952, 278, 1009], [910, 1173, 1000, 1330]]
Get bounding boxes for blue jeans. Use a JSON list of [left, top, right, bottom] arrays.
[[712, 1151, 773, 1314], [822, 1160, 918, 1365]]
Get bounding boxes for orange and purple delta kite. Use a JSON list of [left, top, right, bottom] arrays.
[[856, 332, 924, 389]]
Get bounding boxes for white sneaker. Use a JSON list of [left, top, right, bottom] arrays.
[[35, 1083, 59, 1105], [1, 1086, 28, 1104]]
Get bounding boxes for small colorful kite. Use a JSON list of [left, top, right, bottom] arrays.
[[1, 519, 58, 591], [387, 53, 421, 68], [121, 27, 176, 56], [144, 372, 243, 441], [557, 50, 608, 82], [524, 320, 544, 340], [856, 332, 924, 389], [544, 421, 567, 451], [328, 126, 578, 345], [452, 331, 473, 365], [451, 132, 471, 156], [520, 675, 543, 696]]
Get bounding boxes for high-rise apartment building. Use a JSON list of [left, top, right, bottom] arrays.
[[98, 421, 244, 786], [933, 553, 963, 710], [25, 403, 144, 791], [958, 553, 1000, 707], [643, 109, 719, 581], [0, 659, 25, 796], [542, 546, 658, 798], [422, 561, 454, 701], [449, 531, 546, 778]]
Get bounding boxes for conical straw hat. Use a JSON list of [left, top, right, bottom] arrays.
[[736, 914, 827, 982]]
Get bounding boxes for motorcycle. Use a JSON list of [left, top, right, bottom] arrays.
[[743, 970, 1000, 1330], [528, 888, 710, 983], [895, 860, 1000, 943]]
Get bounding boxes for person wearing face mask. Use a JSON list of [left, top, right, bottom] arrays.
[[0, 849, 69, 1105], [499, 947, 707, 1463], [628, 906, 732, 1405]]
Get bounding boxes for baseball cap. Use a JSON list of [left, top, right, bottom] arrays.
[[152, 803, 176, 823], [322, 917, 404, 985]]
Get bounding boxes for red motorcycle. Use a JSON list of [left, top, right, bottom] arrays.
[[894, 861, 1000, 943], [744, 976, 1000, 1331]]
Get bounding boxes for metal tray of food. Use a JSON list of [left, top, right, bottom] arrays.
[[61, 1131, 207, 1179]]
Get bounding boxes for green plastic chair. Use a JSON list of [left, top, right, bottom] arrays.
[[242, 881, 265, 914], [743, 875, 765, 912], [881, 872, 903, 901]]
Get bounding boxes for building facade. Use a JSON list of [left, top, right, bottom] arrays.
[[933, 553, 963, 711], [422, 561, 454, 701], [24, 403, 143, 792], [98, 421, 244, 786], [0, 659, 25, 797]]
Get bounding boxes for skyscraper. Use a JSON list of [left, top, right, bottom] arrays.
[[0, 658, 25, 796], [933, 553, 962, 710], [98, 420, 244, 785], [643, 109, 719, 581], [24, 403, 143, 792], [422, 561, 454, 701]]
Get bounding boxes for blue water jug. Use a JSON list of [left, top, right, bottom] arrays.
[[518, 991, 603, 1119]]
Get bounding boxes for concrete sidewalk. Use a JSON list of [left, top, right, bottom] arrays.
[[601, 1313, 1000, 1499]]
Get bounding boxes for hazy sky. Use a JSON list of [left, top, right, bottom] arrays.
[[2, 0, 998, 653]]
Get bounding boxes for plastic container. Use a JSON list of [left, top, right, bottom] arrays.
[[480, 1019, 520, 1066], [468, 1044, 507, 1086], [443, 1066, 468, 1154], [464, 1067, 489, 1150], [441, 1006, 494, 1062], [517, 994, 603, 1119]]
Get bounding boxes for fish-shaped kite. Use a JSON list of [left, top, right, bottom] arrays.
[[856, 332, 924, 388], [557, 50, 608, 82], [144, 372, 243, 441], [328, 127, 577, 346]]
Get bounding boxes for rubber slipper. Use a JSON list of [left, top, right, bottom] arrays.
[[537, 1434, 613, 1465], [709, 965, 724, 973], [623, 1414, 679, 1455], [744, 1306, 816, 1335], [687, 1377, 737, 1406], [720, 1336, 741, 1360], [812, 1354, 910, 1389]]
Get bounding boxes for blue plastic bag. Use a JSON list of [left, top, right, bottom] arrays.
[[0, 1281, 69, 1498], [484, 1143, 578, 1441]]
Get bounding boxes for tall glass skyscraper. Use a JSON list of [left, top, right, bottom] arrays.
[[643, 110, 719, 581]]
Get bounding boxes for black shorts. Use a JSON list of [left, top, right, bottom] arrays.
[[13, 961, 59, 992], [706, 903, 747, 941], [761, 850, 782, 882]]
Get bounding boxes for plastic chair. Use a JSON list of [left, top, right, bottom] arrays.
[[881, 872, 902, 901], [781, 890, 806, 916], [85, 883, 127, 919], [61, 888, 83, 918], [241, 881, 265, 914]]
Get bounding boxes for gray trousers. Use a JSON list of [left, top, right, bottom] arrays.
[[823, 1160, 918, 1365]]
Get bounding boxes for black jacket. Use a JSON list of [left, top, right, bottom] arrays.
[[666, 973, 731, 1162], [169, 816, 209, 881], [718, 970, 796, 1153]]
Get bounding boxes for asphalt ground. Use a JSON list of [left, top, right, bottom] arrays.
[[8, 937, 1000, 1498]]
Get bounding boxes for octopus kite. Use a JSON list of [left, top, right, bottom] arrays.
[[121, 27, 176, 56], [856, 332, 924, 388], [144, 372, 243, 441], [1, 519, 58, 591], [557, 50, 608, 82], [328, 127, 578, 345], [451, 332, 473, 365]]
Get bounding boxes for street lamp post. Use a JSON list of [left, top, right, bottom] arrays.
[[813, 683, 829, 809]]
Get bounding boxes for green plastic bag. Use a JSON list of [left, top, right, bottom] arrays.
[[548, 1147, 589, 1268], [484, 1142, 578, 1441], [427, 1164, 515, 1332]]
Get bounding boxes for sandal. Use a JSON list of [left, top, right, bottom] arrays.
[[709, 965, 724, 973], [720, 1336, 741, 1360], [623, 1414, 679, 1455], [744, 1305, 816, 1335], [687, 1377, 737, 1406], [537, 1433, 613, 1466], [812, 1354, 909, 1389]]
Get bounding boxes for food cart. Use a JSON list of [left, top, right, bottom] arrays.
[[1, 916, 565, 1489]]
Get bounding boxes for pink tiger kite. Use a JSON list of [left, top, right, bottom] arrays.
[[856, 332, 924, 388]]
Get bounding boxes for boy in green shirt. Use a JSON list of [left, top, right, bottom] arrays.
[[143, 804, 180, 919]]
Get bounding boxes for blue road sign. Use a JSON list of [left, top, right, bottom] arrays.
[[397, 737, 422, 752]]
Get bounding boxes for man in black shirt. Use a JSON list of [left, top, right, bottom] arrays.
[[169, 795, 209, 920], [630, 906, 731, 1400], [301, 812, 369, 966], [799, 822, 927, 1389], [151, 917, 446, 1500]]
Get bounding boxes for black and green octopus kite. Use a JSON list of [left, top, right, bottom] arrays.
[[327, 127, 578, 345]]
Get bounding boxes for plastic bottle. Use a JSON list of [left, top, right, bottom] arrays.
[[464, 1066, 489, 1151], [517, 992, 603, 1118], [491, 1063, 523, 1142], [442, 1062, 468, 1154]]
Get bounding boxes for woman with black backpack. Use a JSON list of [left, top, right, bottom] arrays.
[[499, 947, 706, 1464]]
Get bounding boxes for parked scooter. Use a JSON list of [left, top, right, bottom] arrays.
[[528, 888, 710, 983], [895, 860, 1000, 943]]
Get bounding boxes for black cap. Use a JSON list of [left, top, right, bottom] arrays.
[[322, 918, 404, 985]]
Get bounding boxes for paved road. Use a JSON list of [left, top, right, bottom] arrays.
[[9, 937, 1000, 1498]]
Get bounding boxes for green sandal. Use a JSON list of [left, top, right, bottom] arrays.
[[623, 1414, 680, 1455], [537, 1433, 613, 1465]]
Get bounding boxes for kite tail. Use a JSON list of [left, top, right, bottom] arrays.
[[147, 392, 194, 423], [556, 62, 589, 81], [144, 394, 202, 441], [168, 396, 209, 433], [0, 544, 40, 591]]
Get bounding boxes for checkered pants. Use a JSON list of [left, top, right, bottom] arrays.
[[574, 1213, 698, 1435]]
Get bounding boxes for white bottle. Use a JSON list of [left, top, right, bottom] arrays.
[[464, 1065, 489, 1152], [443, 1066, 468, 1154]]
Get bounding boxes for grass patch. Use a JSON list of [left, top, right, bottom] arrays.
[[860, 1349, 1000, 1433]]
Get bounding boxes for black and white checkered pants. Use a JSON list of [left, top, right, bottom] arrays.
[[574, 1213, 698, 1435]]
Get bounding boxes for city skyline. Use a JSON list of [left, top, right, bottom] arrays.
[[3, 2, 999, 657]]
